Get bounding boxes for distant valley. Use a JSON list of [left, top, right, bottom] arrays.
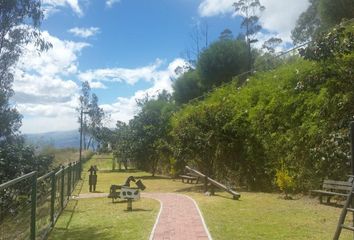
[[24, 130, 80, 149]]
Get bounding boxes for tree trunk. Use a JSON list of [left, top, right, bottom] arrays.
[[87, 137, 93, 150]]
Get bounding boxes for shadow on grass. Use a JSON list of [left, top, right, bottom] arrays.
[[212, 193, 240, 201], [319, 202, 344, 208], [99, 169, 141, 173], [111, 200, 128, 204], [123, 208, 153, 212], [174, 185, 204, 193], [50, 225, 114, 240], [55, 199, 79, 231], [72, 178, 85, 196], [174, 184, 242, 200], [134, 175, 171, 180]]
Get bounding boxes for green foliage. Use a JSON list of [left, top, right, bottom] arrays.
[[172, 70, 203, 105], [233, 0, 265, 70], [0, 0, 53, 182], [262, 37, 282, 53], [318, 0, 354, 27], [291, 0, 354, 44], [197, 39, 249, 90], [112, 91, 175, 176], [0, 137, 54, 183], [219, 28, 234, 41], [0, 0, 50, 141], [233, 0, 265, 41], [173, 47, 354, 191], [113, 22, 354, 192], [77, 81, 106, 150], [275, 169, 295, 198], [299, 22, 354, 61], [291, 0, 321, 44]]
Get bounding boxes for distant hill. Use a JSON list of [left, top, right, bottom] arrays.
[[24, 130, 80, 149]]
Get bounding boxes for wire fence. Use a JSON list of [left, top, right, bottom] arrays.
[[0, 162, 81, 240]]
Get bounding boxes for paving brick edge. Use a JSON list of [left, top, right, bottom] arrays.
[[144, 193, 213, 240], [148, 197, 163, 240], [183, 194, 213, 240]]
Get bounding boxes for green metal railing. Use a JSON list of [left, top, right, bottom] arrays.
[[0, 161, 81, 240]]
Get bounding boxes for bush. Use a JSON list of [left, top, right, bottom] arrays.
[[275, 169, 295, 199]]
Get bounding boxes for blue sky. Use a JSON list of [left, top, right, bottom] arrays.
[[14, 0, 309, 133]]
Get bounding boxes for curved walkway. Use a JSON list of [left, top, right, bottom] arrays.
[[143, 193, 212, 240], [76, 192, 212, 240]]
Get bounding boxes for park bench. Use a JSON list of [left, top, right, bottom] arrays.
[[179, 174, 199, 184], [311, 179, 353, 204]]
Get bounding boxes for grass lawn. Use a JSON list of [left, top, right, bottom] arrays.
[[191, 192, 352, 240], [49, 154, 353, 240], [48, 197, 158, 240]]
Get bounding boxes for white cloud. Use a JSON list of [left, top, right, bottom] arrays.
[[78, 59, 164, 87], [43, 0, 83, 16], [198, 0, 310, 44], [68, 27, 100, 38], [198, 0, 234, 17], [106, 0, 121, 8], [14, 28, 188, 133], [17, 31, 89, 77], [13, 31, 89, 133], [259, 0, 309, 42], [98, 58, 189, 127]]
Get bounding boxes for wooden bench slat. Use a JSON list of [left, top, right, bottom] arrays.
[[311, 179, 353, 204], [310, 190, 349, 197], [322, 184, 352, 191], [179, 175, 199, 184], [323, 180, 352, 186], [179, 175, 197, 180]]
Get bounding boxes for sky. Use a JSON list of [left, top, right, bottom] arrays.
[[14, 0, 310, 134]]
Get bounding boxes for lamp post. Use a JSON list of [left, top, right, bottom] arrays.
[[79, 109, 90, 179]]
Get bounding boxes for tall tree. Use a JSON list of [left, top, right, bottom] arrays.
[[87, 93, 105, 150], [172, 70, 203, 105], [78, 81, 91, 149], [78, 82, 106, 150], [219, 28, 234, 41], [262, 37, 283, 53], [184, 21, 209, 65], [233, 0, 265, 70], [291, 0, 354, 44], [197, 39, 249, 90], [0, 0, 52, 182], [117, 91, 175, 176], [0, 0, 50, 141], [318, 0, 354, 27], [291, 0, 321, 44]]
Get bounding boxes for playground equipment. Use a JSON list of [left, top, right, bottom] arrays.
[[108, 176, 146, 211], [88, 165, 98, 192], [185, 166, 241, 200]]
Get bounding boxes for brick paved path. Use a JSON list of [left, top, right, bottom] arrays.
[[76, 192, 212, 240], [143, 193, 212, 240]]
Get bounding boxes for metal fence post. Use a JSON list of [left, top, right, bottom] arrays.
[[60, 166, 65, 209], [350, 122, 354, 178], [73, 162, 77, 186], [30, 172, 37, 240], [68, 163, 72, 197], [50, 172, 56, 226], [350, 121, 354, 232], [71, 162, 74, 192]]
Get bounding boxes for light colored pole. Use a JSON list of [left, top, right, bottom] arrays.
[[79, 109, 89, 179]]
